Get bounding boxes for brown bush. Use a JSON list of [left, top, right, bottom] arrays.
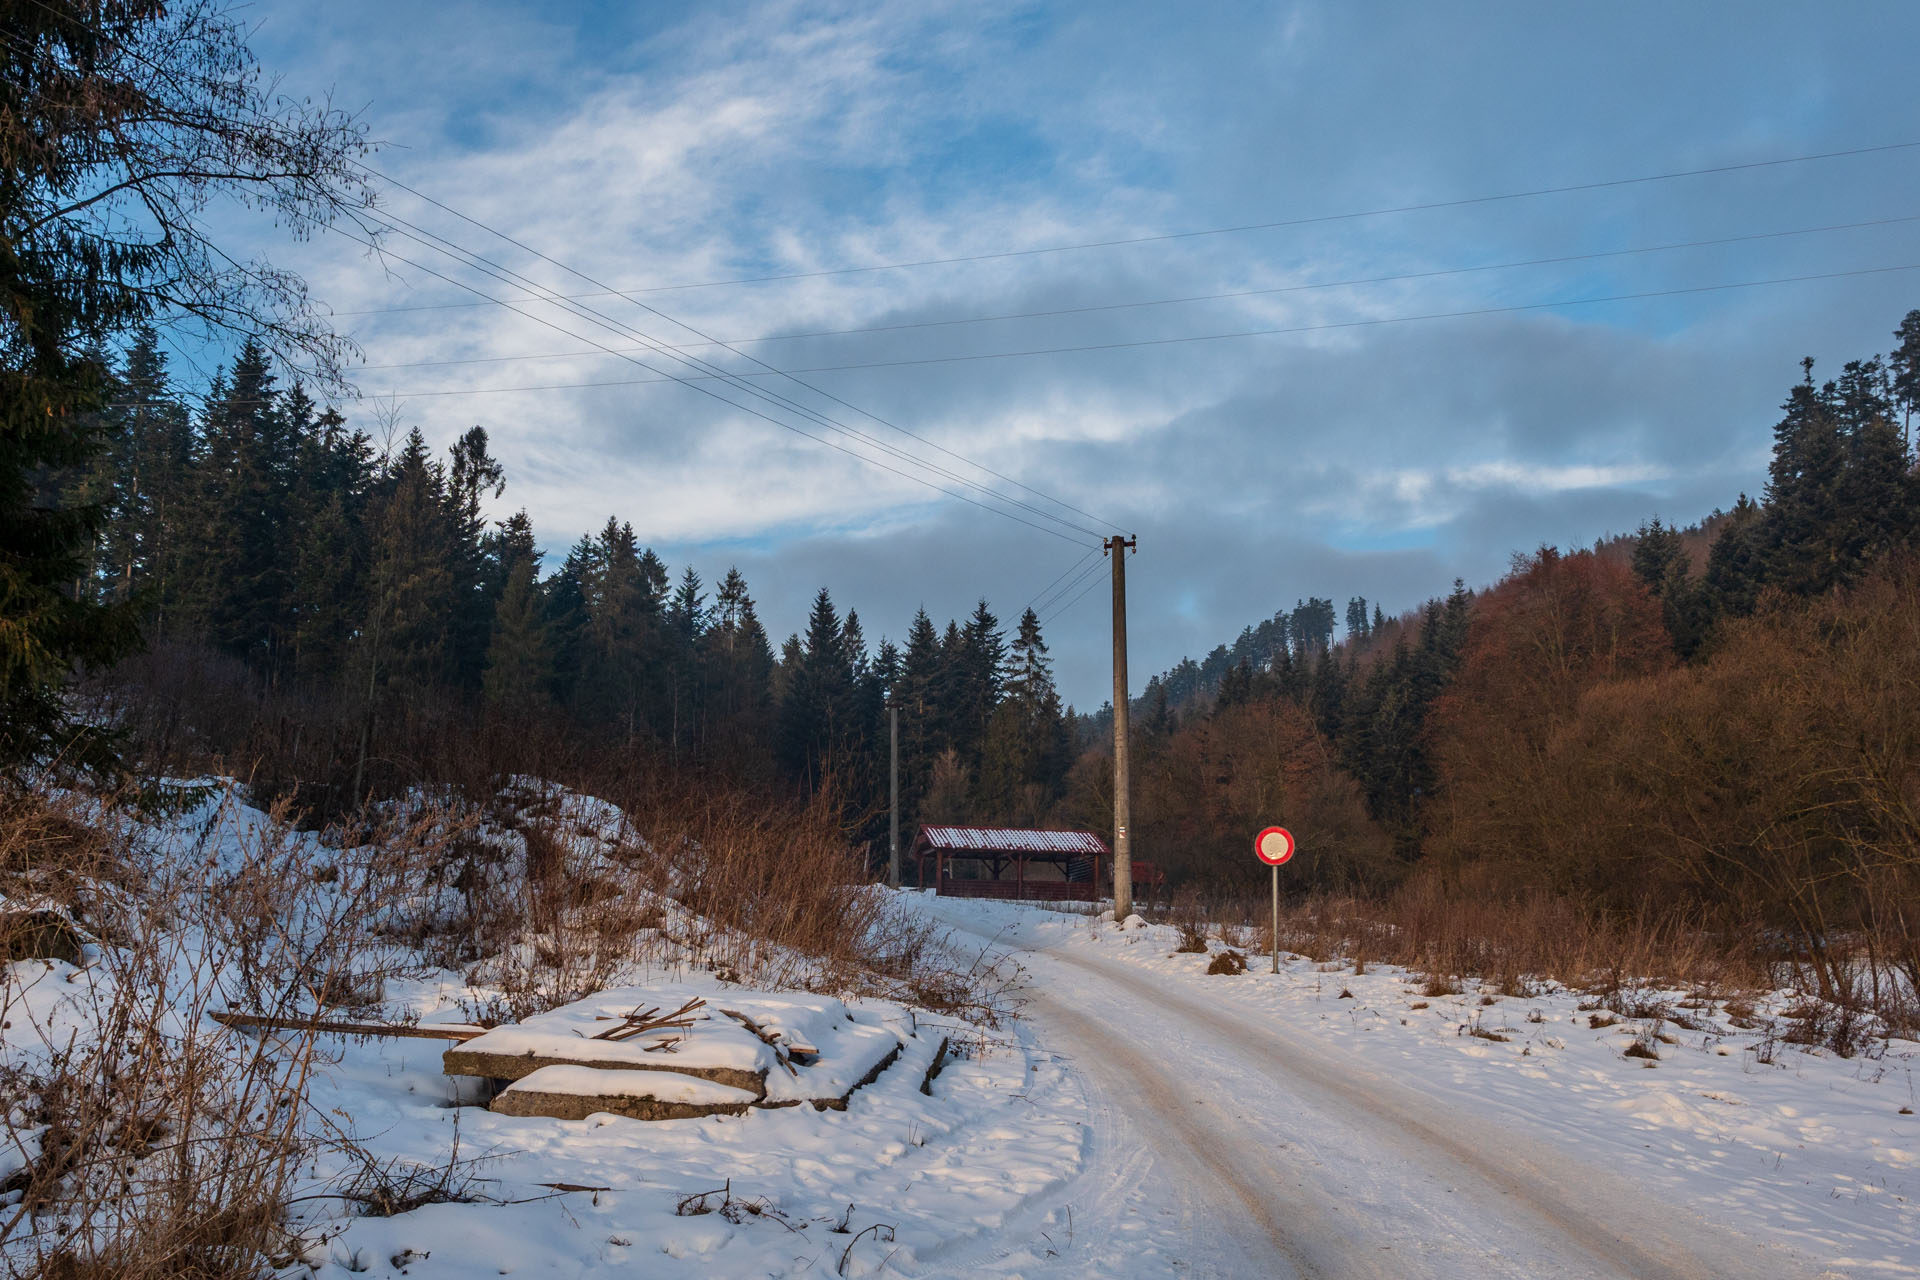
[[1502, 554, 1920, 1020], [1206, 950, 1247, 975], [1426, 545, 1673, 888], [1116, 699, 1397, 895]]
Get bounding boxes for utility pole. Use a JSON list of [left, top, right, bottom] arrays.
[[888, 702, 901, 888], [1108, 534, 1137, 921]]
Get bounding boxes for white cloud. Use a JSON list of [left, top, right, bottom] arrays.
[[224, 0, 1920, 699]]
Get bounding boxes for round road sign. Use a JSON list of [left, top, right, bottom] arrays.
[[1255, 826, 1295, 866]]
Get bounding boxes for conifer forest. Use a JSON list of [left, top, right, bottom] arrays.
[[36, 309, 1920, 978]]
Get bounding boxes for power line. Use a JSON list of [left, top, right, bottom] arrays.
[[8, 9, 1124, 544], [347, 208, 1920, 346], [115, 252, 1920, 411], [1025, 547, 1102, 612], [364, 165, 1126, 536], [1042, 563, 1112, 628], [351, 203, 1111, 541], [13, 11, 1112, 545], [330, 138, 1920, 302], [321, 216, 1101, 548], [325, 257, 1920, 398], [1033, 553, 1110, 618]]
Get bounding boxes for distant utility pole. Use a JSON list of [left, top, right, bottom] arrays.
[[1108, 534, 1137, 921], [889, 702, 901, 889]]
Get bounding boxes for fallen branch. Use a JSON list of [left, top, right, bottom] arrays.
[[208, 1011, 489, 1042], [718, 1007, 808, 1075], [593, 997, 705, 1042], [839, 1221, 897, 1276]]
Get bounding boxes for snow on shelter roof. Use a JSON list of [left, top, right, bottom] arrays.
[[916, 825, 1109, 856]]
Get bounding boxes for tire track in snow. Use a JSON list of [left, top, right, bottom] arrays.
[[931, 905, 1819, 1280], [1022, 985, 1346, 1279], [1050, 948, 1714, 1278]]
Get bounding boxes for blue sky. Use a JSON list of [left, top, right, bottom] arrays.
[[230, 0, 1920, 706]]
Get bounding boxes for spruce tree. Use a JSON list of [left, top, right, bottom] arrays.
[[664, 567, 709, 762], [705, 568, 775, 779], [114, 329, 194, 625], [1142, 677, 1172, 740], [1704, 495, 1766, 619], [577, 519, 664, 742], [1891, 308, 1920, 451], [445, 427, 506, 692], [363, 429, 458, 693], [1215, 659, 1253, 710], [0, 1, 371, 766], [954, 601, 1006, 765], [1761, 362, 1847, 596], [894, 608, 944, 826], [872, 637, 903, 698], [1831, 357, 1913, 571], [483, 551, 553, 716], [1631, 516, 1685, 594], [290, 488, 363, 684], [544, 537, 594, 706], [1290, 597, 1336, 656], [185, 341, 290, 668], [979, 607, 1070, 820], [289, 404, 371, 685], [1345, 596, 1371, 643], [483, 511, 539, 601], [779, 588, 855, 785]]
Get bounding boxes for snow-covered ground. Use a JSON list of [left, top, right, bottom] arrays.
[[1, 783, 1095, 1278], [913, 895, 1918, 1279], [5, 783, 1913, 1278]]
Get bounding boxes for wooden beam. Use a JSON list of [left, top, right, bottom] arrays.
[[209, 1011, 489, 1042]]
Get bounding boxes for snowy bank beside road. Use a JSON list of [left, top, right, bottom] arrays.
[[0, 780, 1079, 1278]]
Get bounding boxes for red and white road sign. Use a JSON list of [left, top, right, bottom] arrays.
[[1255, 826, 1295, 866]]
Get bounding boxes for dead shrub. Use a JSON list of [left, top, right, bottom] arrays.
[[1781, 995, 1877, 1058], [1167, 888, 1209, 953], [0, 781, 386, 1279], [1207, 950, 1247, 975]]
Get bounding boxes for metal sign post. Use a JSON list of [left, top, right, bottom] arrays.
[[1254, 826, 1296, 974]]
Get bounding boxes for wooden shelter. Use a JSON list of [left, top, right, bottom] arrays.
[[912, 825, 1108, 901]]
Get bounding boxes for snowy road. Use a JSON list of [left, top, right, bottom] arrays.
[[918, 898, 1835, 1280]]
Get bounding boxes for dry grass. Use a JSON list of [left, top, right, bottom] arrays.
[[1206, 950, 1247, 976], [0, 783, 390, 1279], [1240, 876, 1763, 1002], [1151, 870, 1920, 1056], [0, 765, 1008, 1278], [1167, 888, 1210, 953], [1152, 875, 1920, 1043]]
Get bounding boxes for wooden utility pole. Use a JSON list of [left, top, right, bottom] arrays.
[[1108, 534, 1137, 920], [888, 703, 901, 888]]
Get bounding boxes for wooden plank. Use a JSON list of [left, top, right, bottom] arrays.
[[493, 1086, 750, 1123], [920, 1037, 950, 1096], [809, 1041, 902, 1112], [209, 1011, 489, 1042], [441, 1045, 768, 1096]]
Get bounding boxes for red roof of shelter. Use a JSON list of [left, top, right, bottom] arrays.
[[914, 825, 1109, 856]]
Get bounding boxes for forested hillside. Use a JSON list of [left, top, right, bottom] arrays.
[[47, 330, 1076, 843], [43, 307, 1920, 958], [1088, 308, 1920, 1002]]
